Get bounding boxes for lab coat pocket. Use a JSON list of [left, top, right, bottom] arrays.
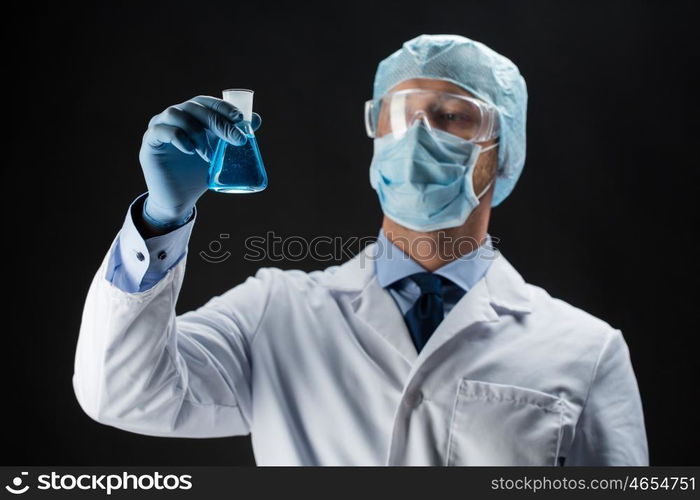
[[446, 379, 565, 466]]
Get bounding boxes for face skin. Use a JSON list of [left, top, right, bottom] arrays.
[[376, 78, 499, 271]]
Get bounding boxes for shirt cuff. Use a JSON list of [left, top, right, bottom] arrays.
[[107, 192, 197, 293]]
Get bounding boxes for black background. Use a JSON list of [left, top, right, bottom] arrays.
[[3, 0, 698, 466]]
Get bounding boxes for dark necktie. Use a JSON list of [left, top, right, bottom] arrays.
[[403, 272, 446, 353]]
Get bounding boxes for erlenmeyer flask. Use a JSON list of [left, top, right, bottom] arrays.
[[208, 89, 268, 193]]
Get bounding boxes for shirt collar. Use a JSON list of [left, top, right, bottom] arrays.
[[374, 229, 496, 292]]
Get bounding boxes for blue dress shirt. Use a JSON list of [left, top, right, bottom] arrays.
[[108, 192, 195, 293], [373, 229, 496, 316]]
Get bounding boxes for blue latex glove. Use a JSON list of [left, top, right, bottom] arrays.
[[139, 95, 262, 229]]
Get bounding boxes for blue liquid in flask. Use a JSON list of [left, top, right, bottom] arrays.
[[208, 127, 267, 193]]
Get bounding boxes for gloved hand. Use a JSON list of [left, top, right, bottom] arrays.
[[139, 95, 262, 229]]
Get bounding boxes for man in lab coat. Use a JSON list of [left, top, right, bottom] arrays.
[[72, 34, 649, 466]]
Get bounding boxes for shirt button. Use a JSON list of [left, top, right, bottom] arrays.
[[405, 390, 423, 408], [135, 251, 145, 261], [157, 250, 167, 260]]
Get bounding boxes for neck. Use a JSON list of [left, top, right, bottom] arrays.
[[381, 190, 493, 272]]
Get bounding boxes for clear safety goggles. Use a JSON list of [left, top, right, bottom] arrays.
[[364, 88, 499, 142]]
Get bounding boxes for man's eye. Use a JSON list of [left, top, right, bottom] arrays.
[[439, 112, 471, 122]]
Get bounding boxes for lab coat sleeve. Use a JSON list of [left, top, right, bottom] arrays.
[[73, 217, 272, 438], [108, 192, 194, 293], [566, 328, 649, 465]]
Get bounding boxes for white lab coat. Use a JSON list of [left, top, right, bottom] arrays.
[[73, 235, 649, 466]]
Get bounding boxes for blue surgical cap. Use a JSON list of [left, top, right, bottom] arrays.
[[372, 34, 527, 207]]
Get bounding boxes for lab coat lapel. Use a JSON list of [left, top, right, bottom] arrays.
[[410, 250, 533, 369], [323, 245, 532, 370], [323, 243, 418, 364], [413, 274, 499, 366], [351, 276, 418, 364]]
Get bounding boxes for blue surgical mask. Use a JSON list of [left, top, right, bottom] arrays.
[[369, 120, 498, 232]]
